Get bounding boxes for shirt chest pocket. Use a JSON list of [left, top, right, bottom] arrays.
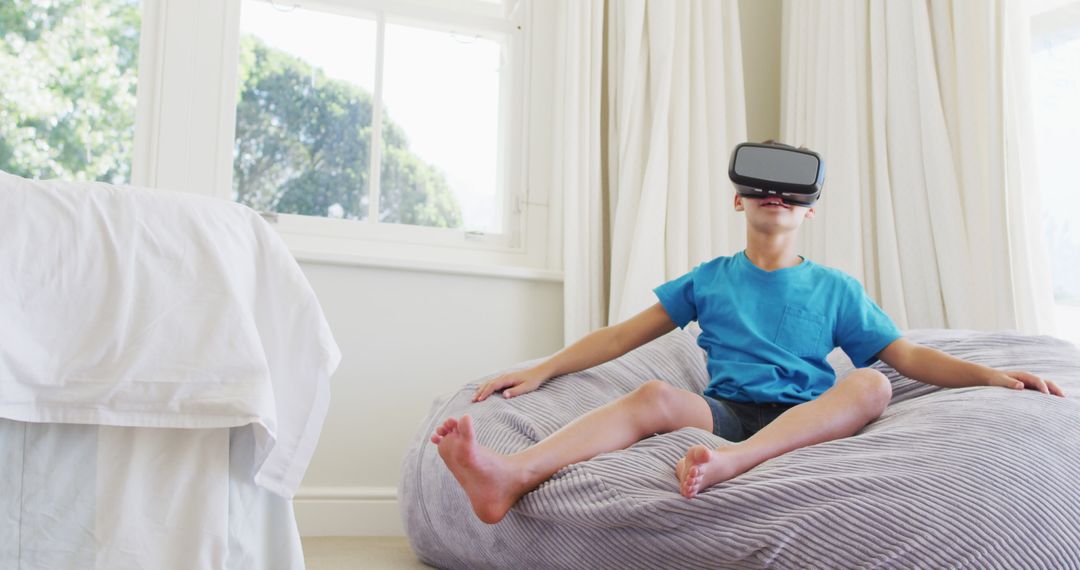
[[774, 305, 827, 357]]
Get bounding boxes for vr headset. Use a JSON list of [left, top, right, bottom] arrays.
[[728, 142, 825, 207]]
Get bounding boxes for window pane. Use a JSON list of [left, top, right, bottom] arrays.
[[233, 1, 376, 220], [381, 23, 503, 232], [0, 0, 141, 183], [1031, 19, 1080, 344]]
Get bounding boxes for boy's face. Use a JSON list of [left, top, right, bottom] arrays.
[[734, 194, 815, 233]]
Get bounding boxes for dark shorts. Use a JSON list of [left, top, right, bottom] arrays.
[[701, 395, 797, 442]]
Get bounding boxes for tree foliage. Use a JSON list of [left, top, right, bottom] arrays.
[[1, 1, 461, 228], [0, 0, 140, 183], [233, 35, 462, 228]]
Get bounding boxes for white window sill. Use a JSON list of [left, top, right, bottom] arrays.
[[291, 247, 564, 282], [266, 204, 560, 283]]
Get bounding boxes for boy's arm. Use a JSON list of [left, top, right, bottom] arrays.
[[473, 303, 677, 401], [876, 338, 1064, 397]]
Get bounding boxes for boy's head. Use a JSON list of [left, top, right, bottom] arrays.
[[730, 140, 822, 233]]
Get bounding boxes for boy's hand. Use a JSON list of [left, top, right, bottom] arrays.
[[473, 367, 550, 402], [986, 370, 1065, 397]]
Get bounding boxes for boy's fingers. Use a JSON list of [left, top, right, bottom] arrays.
[[504, 383, 526, 398], [504, 381, 538, 399], [1047, 379, 1065, 397], [472, 381, 490, 401], [1026, 374, 1049, 394], [477, 379, 504, 400], [1010, 371, 1048, 394], [997, 376, 1023, 389], [1029, 375, 1048, 394], [475, 377, 520, 401], [472, 385, 486, 401]]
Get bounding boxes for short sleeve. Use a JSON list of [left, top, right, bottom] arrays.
[[835, 279, 902, 367], [653, 267, 699, 329]]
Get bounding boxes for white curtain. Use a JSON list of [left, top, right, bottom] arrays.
[[557, 0, 748, 342], [554, 0, 607, 344], [780, 0, 1055, 333], [606, 0, 747, 326]]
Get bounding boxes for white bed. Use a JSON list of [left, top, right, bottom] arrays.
[[0, 422, 303, 569], [0, 172, 340, 569]]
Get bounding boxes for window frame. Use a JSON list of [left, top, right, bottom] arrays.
[[133, 0, 553, 274]]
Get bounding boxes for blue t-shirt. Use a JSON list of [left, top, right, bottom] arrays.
[[653, 251, 901, 405]]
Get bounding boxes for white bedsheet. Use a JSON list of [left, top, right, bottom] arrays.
[[0, 171, 341, 497], [0, 420, 304, 569]]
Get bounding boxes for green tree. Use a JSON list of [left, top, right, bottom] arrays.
[[233, 35, 462, 228], [2, 2, 461, 229], [0, 0, 140, 183]]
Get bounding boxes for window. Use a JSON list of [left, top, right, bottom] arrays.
[[233, 0, 517, 243], [45, 0, 550, 275], [1031, 0, 1080, 345], [0, 0, 141, 183]]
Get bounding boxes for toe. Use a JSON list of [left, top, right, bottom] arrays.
[[460, 415, 475, 439]]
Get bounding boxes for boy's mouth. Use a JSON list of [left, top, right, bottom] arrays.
[[759, 197, 790, 209]]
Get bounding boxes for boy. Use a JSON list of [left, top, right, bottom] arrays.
[[430, 142, 1064, 525]]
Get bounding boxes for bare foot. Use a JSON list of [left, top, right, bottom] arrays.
[[429, 415, 529, 524], [675, 445, 743, 498]]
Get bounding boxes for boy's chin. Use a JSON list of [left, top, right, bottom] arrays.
[[748, 215, 807, 232]]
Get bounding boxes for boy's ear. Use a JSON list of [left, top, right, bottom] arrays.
[[734, 194, 745, 212], [805, 206, 816, 219]]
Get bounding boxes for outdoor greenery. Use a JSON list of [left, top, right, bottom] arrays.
[[0, 0, 140, 183], [233, 35, 461, 227], [1, 0, 462, 228]]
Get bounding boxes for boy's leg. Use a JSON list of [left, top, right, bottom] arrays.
[[677, 368, 892, 498], [431, 380, 713, 523]]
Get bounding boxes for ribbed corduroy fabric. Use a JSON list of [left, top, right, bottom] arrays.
[[400, 329, 1080, 569]]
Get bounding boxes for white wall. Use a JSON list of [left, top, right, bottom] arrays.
[[293, 262, 563, 535], [292, 2, 564, 537], [739, 0, 782, 143]]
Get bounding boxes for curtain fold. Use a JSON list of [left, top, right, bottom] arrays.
[[607, 1, 747, 326], [555, 0, 607, 343], [557, 0, 747, 343], [781, 0, 1055, 332]]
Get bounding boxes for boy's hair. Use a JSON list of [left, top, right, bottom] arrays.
[[762, 139, 807, 151]]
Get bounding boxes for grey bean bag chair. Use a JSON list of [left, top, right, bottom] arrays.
[[399, 329, 1080, 569]]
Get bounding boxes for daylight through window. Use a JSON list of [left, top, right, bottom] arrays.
[[1031, 0, 1080, 345], [0, 0, 141, 183], [233, 0, 508, 234]]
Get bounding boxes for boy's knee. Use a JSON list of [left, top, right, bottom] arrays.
[[627, 380, 685, 430], [841, 368, 892, 411], [630, 380, 673, 403], [628, 380, 681, 415]]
